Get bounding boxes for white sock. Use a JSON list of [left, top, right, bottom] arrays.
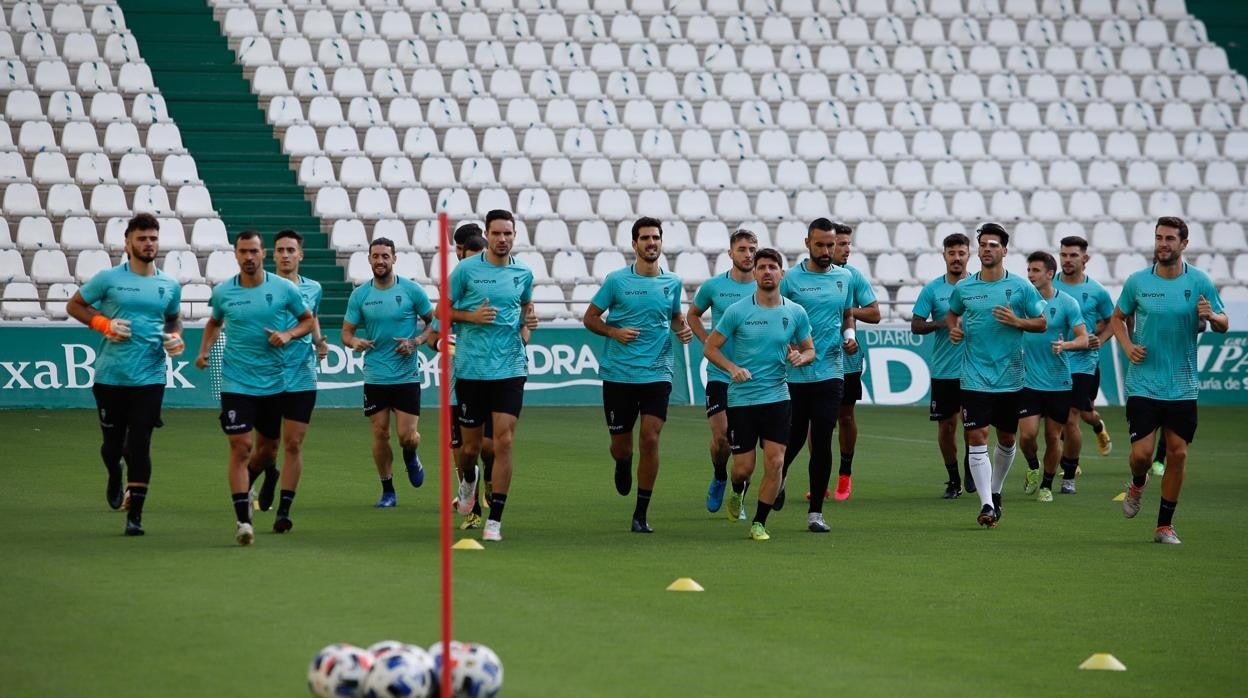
[[991, 443, 1017, 494], [967, 445, 993, 508]]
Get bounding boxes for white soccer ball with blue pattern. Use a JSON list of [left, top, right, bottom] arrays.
[[307, 643, 373, 698], [367, 640, 424, 660], [361, 647, 436, 698], [429, 641, 503, 698]]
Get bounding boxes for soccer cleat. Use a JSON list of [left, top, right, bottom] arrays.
[[737, 503, 748, 521], [106, 467, 124, 510], [773, 485, 787, 511], [124, 519, 144, 536], [749, 522, 770, 541], [1122, 479, 1146, 519], [1060, 478, 1077, 495], [706, 478, 726, 513], [375, 492, 397, 509], [456, 467, 477, 516], [1096, 426, 1112, 456], [964, 471, 977, 494], [1036, 488, 1054, 503], [807, 513, 830, 533], [1150, 460, 1166, 476], [405, 451, 424, 488], [249, 489, 258, 511], [1023, 468, 1040, 495], [804, 489, 832, 500], [235, 521, 254, 546], [833, 475, 853, 501], [273, 516, 293, 534], [459, 512, 482, 530], [482, 519, 502, 542], [942, 481, 962, 499], [727, 490, 744, 522], [1154, 526, 1181, 545], [977, 504, 996, 528], [631, 518, 654, 534], [258, 467, 280, 511], [991, 493, 1003, 525], [614, 460, 632, 496]]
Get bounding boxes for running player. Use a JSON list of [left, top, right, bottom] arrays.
[[195, 232, 313, 546], [67, 213, 182, 536], [1052, 235, 1116, 475], [449, 209, 538, 542], [830, 222, 881, 501], [1112, 216, 1228, 544], [946, 223, 1047, 528], [911, 232, 970, 498], [687, 229, 757, 515], [341, 237, 434, 508], [776, 219, 856, 533], [703, 248, 815, 541], [583, 216, 693, 533], [1018, 252, 1088, 502]]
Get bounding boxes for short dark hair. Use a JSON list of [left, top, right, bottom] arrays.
[[631, 216, 663, 241], [125, 213, 159, 236], [462, 235, 486, 253], [275, 229, 303, 246], [942, 233, 970, 249], [729, 229, 757, 246], [485, 209, 514, 229], [1155, 216, 1188, 241], [976, 222, 1009, 247], [1027, 251, 1057, 274], [235, 230, 262, 246], [1059, 235, 1088, 251], [454, 223, 483, 245], [370, 237, 396, 255], [807, 218, 834, 235], [831, 221, 853, 236], [754, 248, 784, 267]]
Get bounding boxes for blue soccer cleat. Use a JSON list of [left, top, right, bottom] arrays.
[[706, 478, 726, 512], [405, 451, 424, 488], [375, 492, 397, 508]]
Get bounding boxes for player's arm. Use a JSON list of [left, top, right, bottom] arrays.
[[194, 316, 223, 369], [267, 309, 314, 347], [789, 335, 816, 367], [1055, 322, 1089, 354], [412, 311, 435, 344], [311, 315, 329, 359], [1197, 294, 1229, 333], [944, 310, 965, 344], [992, 304, 1046, 333], [521, 301, 539, 331], [67, 290, 132, 341], [341, 320, 374, 352], [1109, 306, 1145, 364], [686, 303, 711, 343], [910, 314, 941, 334], [851, 302, 881, 324], [843, 310, 859, 354], [1083, 318, 1113, 351], [703, 330, 749, 381], [670, 309, 693, 344], [583, 303, 637, 343]]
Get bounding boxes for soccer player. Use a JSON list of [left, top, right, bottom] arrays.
[[1018, 252, 1088, 502], [449, 209, 538, 542], [775, 219, 856, 533], [195, 232, 313, 546], [830, 222, 881, 501], [687, 229, 757, 515], [1052, 236, 1116, 473], [703, 248, 815, 541], [583, 216, 694, 533], [1112, 216, 1228, 544], [341, 237, 434, 508], [946, 223, 1047, 528], [67, 213, 182, 536], [910, 233, 970, 498]]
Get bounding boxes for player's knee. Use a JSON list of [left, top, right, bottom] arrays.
[[371, 424, 390, 442], [399, 433, 420, 449]]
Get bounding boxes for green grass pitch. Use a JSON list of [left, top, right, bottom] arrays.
[[2, 405, 1246, 697]]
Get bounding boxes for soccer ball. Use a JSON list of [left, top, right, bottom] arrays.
[[361, 647, 436, 698], [308, 643, 374, 698], [367, 640, 424, 660], [428, 641, 504, 698]]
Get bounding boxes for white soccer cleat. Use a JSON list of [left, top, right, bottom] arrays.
[[235, 521, 254, 546], [456, 466, 478, 516], [482, 519, 502, 542], [1154, 526, 1181, 545], [1122, 482, 1145, 519]]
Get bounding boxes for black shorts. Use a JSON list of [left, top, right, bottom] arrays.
[[789, 378, 843, 429], [220, 392, 283, 439], [1071, 370, 1100, 412], [281, 390, 317, 424], [929, 378, 961, 422], [603, 380, 672, 434], [1019, 387, 1073, 424], [363, 382, 421, 417], [727, 400, 792, 454], [961, 389, 1021, 434], [705, 380, 729, 418], [449, 404, 495, 448], [92, 383, 165, 432], [456, 376, 526, 427], [841, 371, 863, 407], [1126, 396, 1198, 444]]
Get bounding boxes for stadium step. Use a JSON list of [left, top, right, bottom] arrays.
[[1189, 1, 1248, 75]]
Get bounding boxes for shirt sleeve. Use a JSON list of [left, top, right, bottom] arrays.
[[449, 264, 468, 310], [1116, 274, 1138, 316], [165, 280, 182, 318], [520, 269, 534, 304], [344, 286, 363, 325], [1065, 297, 1085, 333], [410, 282, 433, 318], [589, 273, 614, 311], [1021, 281, 1046, 318], [669, 277, 682, 316], [713, 301, 741, 339], [692, 279, 713, 312], [1095, 286, 1115, 321], [852, 268, 877, 306], [78, 268, 107, 307], [948, 285, 964, 316], [209, 284, 225, 322], [310, 282, 323, 315], [912, 283, 934, 320], [793, 306, 813, 345]]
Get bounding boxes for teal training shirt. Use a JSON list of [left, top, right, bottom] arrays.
[[780, 261, 854, 383], [692, 271, 756, 384], [449, 252, 534, 380], [78, 262, 181, 387], [1052, 273, 1115, 376], [344, 276, 432, 386], [839, 263, 877, 375], [948, 271, 1047, 393], [1117, 263, 1225, 401], [590, 264, 683, 384], [713, 296, 812, 407], [912, 274, 965, 380], [281, 275, 323, 392], [209, 272, 308, 396], [1023, 289, 1085, 391]]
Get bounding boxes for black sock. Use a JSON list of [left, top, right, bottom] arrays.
[[839, 452, 854, 477], [232, 492, 251, 524], [1092, 420, 1104, 434], [1026, 454, 1040, 470], [247, 467, 263, 488], [488, 493, 507, 522], [753, 500, 773, 526], [633, 489, 652, 521], [944, 461, 960, 484], [712, 454, 729, 481], [472, 483, 483, 515], [381, 476, 395, 494], [127, 486, 148, 522], [1158, 498, 1177, 528], [1060, 457, 1078, 480], [482, 452, 495, 484], [1154, 439, 1166, 465], [731, 479, 746, 495], [402, 447, 416, 466], [276, 489, 296, 517], [1132, 473, 1148, 488], [1041, 472, 1055, 490]]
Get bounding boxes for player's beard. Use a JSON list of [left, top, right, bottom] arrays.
[[949, 260, 964, 275], [640, 247, 661, 262], [810, 254, 833, 269], [1156, 248, 1181, 266], [130, 248, 156, 264]]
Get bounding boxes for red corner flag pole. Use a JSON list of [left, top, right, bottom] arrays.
[[437, 211, 453, 698]]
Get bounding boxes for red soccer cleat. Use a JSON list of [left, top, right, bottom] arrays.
[[804, 488, 833, 501], [833, 475, 853, 501]]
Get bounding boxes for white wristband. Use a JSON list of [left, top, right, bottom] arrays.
[[844, 328, 856, 342]]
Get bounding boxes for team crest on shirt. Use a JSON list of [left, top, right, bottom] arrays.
[[158, 287, 166, 299], [265, 293, 273, 306], [395, 295, 403, 305], [837, 281, 843, 291], [662, 286, 671, 297], [1184, 289, 1192, 301], [1005, 289, 1013, 301], [1049, 307, 1057, 318], [513, 277, 522, 287], [782, 316, 790, 330]]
